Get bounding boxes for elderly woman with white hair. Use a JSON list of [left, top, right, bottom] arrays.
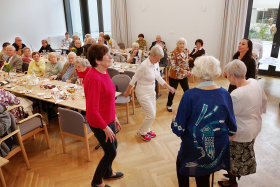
[[167, 37, 192, 112], [123, 45, 175, 141], [171, 56, 237, 187], [127, 42, 143, 64], [72, 40, 84, 56], [75, 58, 90, 79], [44, 52, 63, 78], [218, 60, 267, 187]]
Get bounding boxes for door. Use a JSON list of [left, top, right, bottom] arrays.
[[245, 0, 280, 76]]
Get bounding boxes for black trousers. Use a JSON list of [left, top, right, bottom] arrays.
[[167, 77, 189, 106], [90, 122, 117, 185], [176, 157, 210, 187]]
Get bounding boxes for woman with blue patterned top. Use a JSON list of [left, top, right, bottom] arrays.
[[171, 56, 237, 187]]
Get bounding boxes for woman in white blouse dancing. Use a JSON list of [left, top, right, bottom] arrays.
[[123, 45, 175, 141]]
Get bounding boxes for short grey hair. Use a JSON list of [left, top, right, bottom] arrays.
[[192, 56, 221, 81], [6, 45, 16, 51], [75, 40, 81, 44], [132, 42, 139, 48], [22, 47, 30, 52], [224, 59, 247, 79], [75, 58, 89, 67], [87, 37, 95, 44], [176, 37, 187, 46], [72, 35, 79, 40], [48, 52, 58, 61], [68, 52, 77, 57], [150, 44, 164, 58]]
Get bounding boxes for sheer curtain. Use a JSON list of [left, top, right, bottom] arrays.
[[110, 0, 132, 49], [219, 0, 249, 68]]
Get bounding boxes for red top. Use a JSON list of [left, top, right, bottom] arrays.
[[84, 67, 116, 129], [76, 67, 90, 79]]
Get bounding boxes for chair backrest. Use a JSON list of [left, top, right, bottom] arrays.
[[107, 68, 120, 79], [118, 43, 125, 50], [124, 70, 135, 79], [58, 107, 91, 137], [22, 62, 29, 72], [111, 74, 131, 93]]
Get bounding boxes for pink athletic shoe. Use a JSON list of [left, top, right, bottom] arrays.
[[137, 132, 151, 141], [147, 131, 156, 138]]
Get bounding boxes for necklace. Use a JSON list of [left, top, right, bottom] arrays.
[[196, 81, 217, 87]]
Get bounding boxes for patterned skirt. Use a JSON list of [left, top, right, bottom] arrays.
[[230, 139, 256, 176]]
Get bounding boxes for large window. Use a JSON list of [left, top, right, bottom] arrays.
[[69, 0, 83, 41], [64, 0, 111, 43], [245, 0, 280, 76]]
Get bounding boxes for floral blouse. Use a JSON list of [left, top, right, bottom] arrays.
[[0, 89, 20, 118], [169, 48, 189, 79], [136, 40, 147, 50]]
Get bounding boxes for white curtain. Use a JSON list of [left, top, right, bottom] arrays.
[[219, 0, 249, 69], [110, 0, 132, 49]]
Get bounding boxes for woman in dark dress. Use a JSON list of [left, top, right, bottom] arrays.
[[38, 40, 53, 53], [228, 38, 256, 93], [188, 39, 205, 69], [73, 40, 84, 56]]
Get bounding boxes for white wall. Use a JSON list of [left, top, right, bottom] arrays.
[[128, 0, 225, 58], [0, 0, 66, 52]]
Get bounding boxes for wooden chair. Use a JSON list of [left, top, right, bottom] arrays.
[[0, 112, 30, 170], [7, 105, 51, 149], [58, 107, 94, 161], [0, 157, 9, 187], [112, 74, 135, 123]]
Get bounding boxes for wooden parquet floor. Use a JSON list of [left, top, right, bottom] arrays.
[[2, 76, 280, 187]]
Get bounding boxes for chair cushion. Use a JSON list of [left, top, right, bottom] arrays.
[[19, 117, 45, 136], [115, 95, 130, 104]]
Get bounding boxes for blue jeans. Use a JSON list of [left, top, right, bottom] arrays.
[[90, 122, 118, 185]]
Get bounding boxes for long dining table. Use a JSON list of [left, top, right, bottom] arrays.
[[0, 71, 121, 113]]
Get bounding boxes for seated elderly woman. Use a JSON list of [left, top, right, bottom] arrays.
[[136, 33, 147, 50], [27, 52, 45, 77], [218, 59, 267, 187], [49, 52, 78, 83], [127, 42, 143, 64], [103, 34, 120, 50], [21, 47, 33, 63], [44, 52, 63, 78], [188, 39, 205, 69], [171, 56, 237, 187], [39, 40, 54, 53], [72, 40, 84, 56], [75, 58, 90, 79]]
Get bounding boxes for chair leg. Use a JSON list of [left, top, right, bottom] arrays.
[[17, 133, 30, 169], [131, 92, 135, 114], [85, 138, 91, 162], [43, 124, 51, 148], [83, 124, 91, 162], [0, 168, 6, 187], [61, 134, 66, 154], [126, 102, 129, 123]]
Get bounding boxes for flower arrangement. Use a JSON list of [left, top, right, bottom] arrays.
[[71, 47, 77, 54], [1, 62, 13, 73], [109, 40, 112, 48]]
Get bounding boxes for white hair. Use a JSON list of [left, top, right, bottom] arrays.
[[68, 52, 77, 57], [87, 37, 95, 44], [75, 58, 89, 67], [6, 45, 16, 51], [150, 44, 164, 58], [132, 42, 139, 48], [224, 59, 247, 79], [176, 37, 187, 46], [192, 56, 221, 81], [75, 40, 81, 44]]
